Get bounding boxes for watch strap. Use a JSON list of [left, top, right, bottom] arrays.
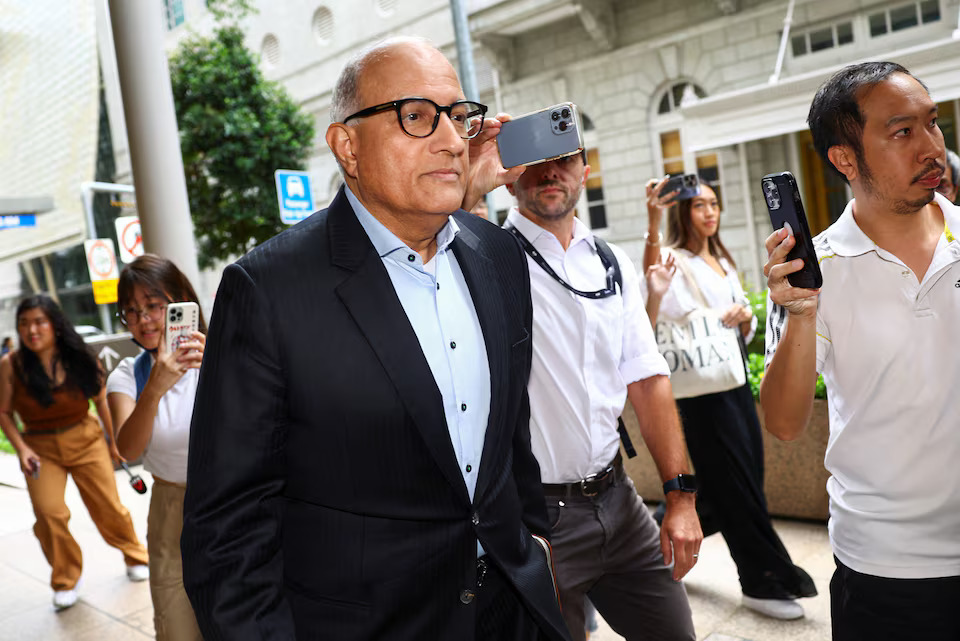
[[663, 473, 697, 494]]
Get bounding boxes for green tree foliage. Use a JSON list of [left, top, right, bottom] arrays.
[[169, 13, 315, 267]]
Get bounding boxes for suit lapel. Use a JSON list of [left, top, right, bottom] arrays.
[[450, 217, 510, 502], [329, 190, 470, 501]]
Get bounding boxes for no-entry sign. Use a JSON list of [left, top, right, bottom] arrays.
[[115, 216, 143, 263]]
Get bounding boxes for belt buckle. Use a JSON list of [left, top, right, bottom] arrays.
[[580, 474, 599, 497]]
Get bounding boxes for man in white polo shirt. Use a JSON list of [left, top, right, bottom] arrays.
[[761, 61, 960, 640], [503, 151, 701, 641]]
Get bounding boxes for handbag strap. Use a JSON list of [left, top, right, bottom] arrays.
[[666, 249, 710, 309]]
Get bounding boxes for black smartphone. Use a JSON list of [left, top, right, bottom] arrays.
[[661, 173, 701, 201], [497, 102, 584, 169], [761, 171, 823, 289]]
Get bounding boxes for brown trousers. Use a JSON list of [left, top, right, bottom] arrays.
[[148, 477, 202, 641], [23, 414, 148, 590]]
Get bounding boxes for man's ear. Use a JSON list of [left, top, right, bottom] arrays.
[[505, 181, 517, 197], [326, 124, 359, 179], [582, 165, 591, 188], [827, 145, 857, 182]]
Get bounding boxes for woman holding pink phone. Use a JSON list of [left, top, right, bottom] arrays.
[[106, 254, 206, 641]]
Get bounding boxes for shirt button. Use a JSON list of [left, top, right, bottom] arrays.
[[461, 403, 467, 412], [460, 589, 475, 604], [466, 464, 472, 473], [450, 341, 457, 349], [472, 512, 480, 525], [436, 282, 440, 290], [407, 254, 416, 262]]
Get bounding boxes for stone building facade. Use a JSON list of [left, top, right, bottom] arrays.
[[105, 0, 960, 289]]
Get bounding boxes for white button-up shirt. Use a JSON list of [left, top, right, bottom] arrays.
[[765, 192, 960, 579], [505, 209, 669, 484]]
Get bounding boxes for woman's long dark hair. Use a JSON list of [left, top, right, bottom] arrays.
[[15, 294, 103, 406], [117, 254, 207, 334], [665, 183, 737, 268]]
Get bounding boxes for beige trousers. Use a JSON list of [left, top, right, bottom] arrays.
[[23, 414, 148, 591], [148, 476, 203, 641]]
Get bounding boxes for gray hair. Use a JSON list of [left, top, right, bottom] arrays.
[[329, 35, 439, 125]]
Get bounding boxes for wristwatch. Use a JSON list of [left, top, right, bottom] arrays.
[[663, 474, 698, 495]]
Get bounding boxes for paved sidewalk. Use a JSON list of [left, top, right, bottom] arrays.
[[0, 452, 834, 640]]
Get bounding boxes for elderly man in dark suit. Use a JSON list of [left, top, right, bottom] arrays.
[[181, 37, 571, 641]]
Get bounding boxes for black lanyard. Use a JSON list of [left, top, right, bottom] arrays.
[[507, 226, 618, 299]]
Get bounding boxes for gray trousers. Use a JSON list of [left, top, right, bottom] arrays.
[[546, 467, 695, 641]]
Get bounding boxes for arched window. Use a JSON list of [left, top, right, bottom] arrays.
[[651, 81, 718, 197]]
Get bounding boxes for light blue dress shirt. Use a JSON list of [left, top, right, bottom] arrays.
[[346, 188, 491, 554]]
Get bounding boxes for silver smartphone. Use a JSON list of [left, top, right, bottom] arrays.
[[164, 302, 200, 354], [497, 102, 585, 169]]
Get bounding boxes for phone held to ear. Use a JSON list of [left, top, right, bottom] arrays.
[[661, 173, 701, 201], [497, 102, 584, 169], [761, 171, 823, 289], [164, 302, 200, 354]]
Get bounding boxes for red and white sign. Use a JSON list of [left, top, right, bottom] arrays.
[[84, 239, 120, 304], [115, 216, 143, 263]]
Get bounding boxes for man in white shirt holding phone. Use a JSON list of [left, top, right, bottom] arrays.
[[501, 149, 700, 641], [762, 62, 960, 640]]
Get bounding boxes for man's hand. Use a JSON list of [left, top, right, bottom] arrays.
[[660, 493, 702, 581], [463, 114, 526, 211], [763, 226, 819, 317]]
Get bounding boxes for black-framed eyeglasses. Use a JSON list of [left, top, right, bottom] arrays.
[[117, 300, 168, 327], [342, 98, 488, 139]]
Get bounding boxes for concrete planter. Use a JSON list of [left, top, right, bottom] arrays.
[[622, 398, 830, 521]]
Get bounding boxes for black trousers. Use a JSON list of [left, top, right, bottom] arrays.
[[676, 383, 816, 599], [831, 557, 960, 641], [476, 559, 549, 641]]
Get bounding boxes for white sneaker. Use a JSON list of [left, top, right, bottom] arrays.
[[126, 564, 149, 582], [53, 588, 78, 610], [742, 595, 805, 620]]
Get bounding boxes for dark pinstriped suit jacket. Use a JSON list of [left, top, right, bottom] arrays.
[[181, 187, 570, 641]]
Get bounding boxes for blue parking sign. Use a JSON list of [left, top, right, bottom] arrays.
[[275, 169, 315, 225]]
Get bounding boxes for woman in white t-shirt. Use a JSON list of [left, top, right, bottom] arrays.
[[641, 180, 817, 620], [106, 254, 205, 641]]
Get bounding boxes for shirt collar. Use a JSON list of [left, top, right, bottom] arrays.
[[504, 207, 594, 250], [345, 185, 459, 259], [826, 192, 960, 257]]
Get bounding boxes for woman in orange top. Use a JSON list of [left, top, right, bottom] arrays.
[[0, 294, 148, 610]]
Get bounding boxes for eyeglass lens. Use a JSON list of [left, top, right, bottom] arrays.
[[399, 100, 485, 139], [121, 302, 165, 326]]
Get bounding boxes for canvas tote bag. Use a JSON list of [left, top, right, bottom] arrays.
[[654, 250, 746, 399]]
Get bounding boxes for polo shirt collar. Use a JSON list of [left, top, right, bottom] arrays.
[[826, 192, 960, 257], [505, 207, 594, 250], [345, 185, 459, 259]]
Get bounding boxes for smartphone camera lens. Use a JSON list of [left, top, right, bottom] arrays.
[[551, 111, 560, 122], [561, 107, 570, 119], [558, 121, 568, 131], [762, 180, 781, 210]]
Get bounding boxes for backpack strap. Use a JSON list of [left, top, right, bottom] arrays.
[[593, 238, 638, 458], [593, 237, 623, 294], [133, 351, 152, 401]]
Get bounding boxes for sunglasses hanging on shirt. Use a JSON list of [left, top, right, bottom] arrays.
[[507, 226, 619, 300]]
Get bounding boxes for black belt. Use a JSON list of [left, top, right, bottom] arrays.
[[542, 452, 622, 498]]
